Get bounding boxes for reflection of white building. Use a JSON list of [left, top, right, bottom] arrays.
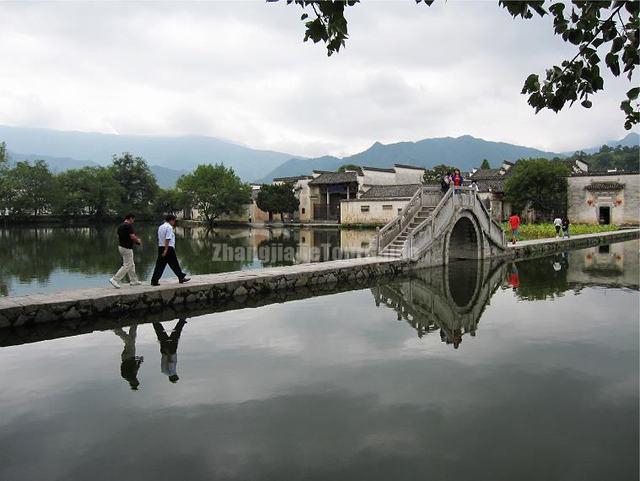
[[567, 241, 639, 289]]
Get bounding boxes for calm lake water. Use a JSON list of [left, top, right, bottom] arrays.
[[0, 225, 375, 296], [0, 240, 637, 480]]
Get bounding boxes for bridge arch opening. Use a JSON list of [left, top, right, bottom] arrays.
[[448, 216, 480, 261], [446, 259, 480, 308]]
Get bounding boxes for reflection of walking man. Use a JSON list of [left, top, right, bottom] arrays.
[[113, 325, 144, 390], [110, 213, 142, 289], [153, 319, 187, 383], [150, 214, 190, 286]]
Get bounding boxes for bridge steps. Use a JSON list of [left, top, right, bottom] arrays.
[[380, 206, 434, 257], [376, 187, 507, 262]]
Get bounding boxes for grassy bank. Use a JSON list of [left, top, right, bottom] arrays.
[[501, 222, 622, 241]]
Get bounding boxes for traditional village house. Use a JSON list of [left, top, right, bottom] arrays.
[[567, 170, 639, 225]]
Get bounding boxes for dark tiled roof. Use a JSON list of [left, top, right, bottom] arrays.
[[394, 164, 425, 171], [584, 182, 625, 191], [362, 166, 395, 173], [360, 184, 421, 199], [570, 170, 640, 177], [468, 168, 503, 180], [308, 171, 358, 185], [272, 175, 312, 183], [473, 179, 506, 193]]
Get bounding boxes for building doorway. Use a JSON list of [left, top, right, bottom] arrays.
[[599, 206, 611, 225]]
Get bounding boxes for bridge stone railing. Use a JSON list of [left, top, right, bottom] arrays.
[[373, 185, 441, 255], [405, 187, 506, 261]]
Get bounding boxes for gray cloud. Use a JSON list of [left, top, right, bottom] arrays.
[[0, 1, 635, 157]]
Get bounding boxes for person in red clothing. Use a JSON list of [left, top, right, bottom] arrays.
[[452, 169, 464, 194], [508, 212, 521, 244]]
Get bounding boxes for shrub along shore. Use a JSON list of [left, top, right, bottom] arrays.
[[501, 222, 623, 241]]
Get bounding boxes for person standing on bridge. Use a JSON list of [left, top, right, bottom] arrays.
[[452, 169, 464, 194], [553, 216, 563, 237], [110, 213, 142, 289], [441, 172, 452, 193], [150, 214, 190, 286], [561, 217, 571, 239], [508, 212, 521, 245]]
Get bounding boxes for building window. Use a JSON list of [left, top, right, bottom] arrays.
[[397, 208, 402, 214], [382, 205, 393, 210], [361, 205, 370, 212], [301, 208, 306, 214]]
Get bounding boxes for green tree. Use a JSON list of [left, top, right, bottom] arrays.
[[504, 158, 569, 219], [480, 159, 491, 169], [568, 144, 639, 172], [256, 183, 300, 222], [285, 0, 639, 129], [177, 164, 251, 226], [2, 160, 57, 216], [337, 163, 360, 172], [54, 167, 122, 218], [153, 188, 184, 216], [422, 164, 455, 184], [109, 153, 159, 215], [0, 141, 7, 167]]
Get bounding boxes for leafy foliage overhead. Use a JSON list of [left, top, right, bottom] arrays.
[[284, 0, 639, 129]]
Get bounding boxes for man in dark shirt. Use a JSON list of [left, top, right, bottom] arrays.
[[110, 213, 142, 288]]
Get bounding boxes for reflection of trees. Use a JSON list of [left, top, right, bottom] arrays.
[[256, 229, 299, 267], [507, 253, 570, 301], [0, 227, 149, 291], [178, 228, 251, 274], [0, 225, 251, 292]]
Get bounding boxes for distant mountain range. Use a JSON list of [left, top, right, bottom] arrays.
[[1, 125, 637, 187], [0, 125, 299, 186], [259, 132, 639, 182], [5, 150, 186, 189]]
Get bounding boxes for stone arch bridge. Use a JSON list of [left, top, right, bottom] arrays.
[[372, 186, 507, 266]]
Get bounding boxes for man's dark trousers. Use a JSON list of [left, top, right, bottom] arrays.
[[151, 247, 186, 284]]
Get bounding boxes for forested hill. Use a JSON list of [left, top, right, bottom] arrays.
[[569, 144, 640, 172], [0, 125, 298, 182], [259, 135, 560, 182]]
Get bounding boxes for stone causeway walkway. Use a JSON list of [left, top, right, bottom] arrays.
[[505, 229, 639, 259], [0, 228, 637, 329], [0, 256, 410, 328]]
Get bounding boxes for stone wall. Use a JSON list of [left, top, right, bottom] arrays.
[[340, 198, 409, 225], [503, 229, 639, 261]]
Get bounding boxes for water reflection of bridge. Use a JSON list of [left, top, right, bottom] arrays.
[[372, 260, 505, 348]]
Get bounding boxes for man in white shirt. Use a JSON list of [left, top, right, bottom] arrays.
[[553, 216, 562, 237], [153, 319, 187, 383], [150, 214, 190, 286]]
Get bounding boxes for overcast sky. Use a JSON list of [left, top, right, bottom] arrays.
[[0, 0, 636, 157]]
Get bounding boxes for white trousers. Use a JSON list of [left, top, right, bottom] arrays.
[[113, 246, 139, 283]]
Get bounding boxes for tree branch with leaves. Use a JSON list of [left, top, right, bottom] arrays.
[[281, 0, 639, 129]]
